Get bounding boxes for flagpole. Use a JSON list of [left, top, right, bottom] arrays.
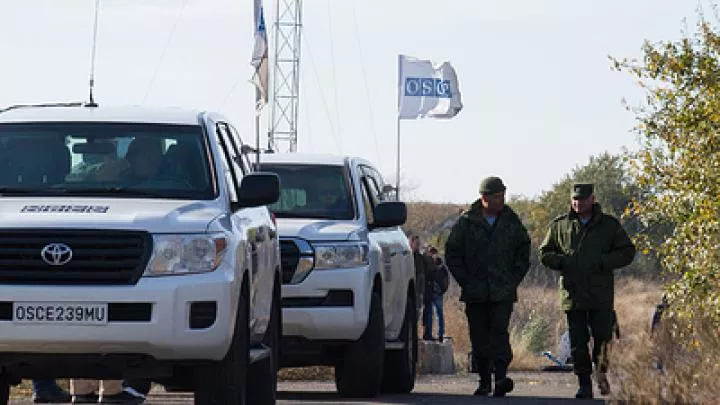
[[396, 115, 401, 201], [396, 54, 402, 201], [255, 88, 261, 166]]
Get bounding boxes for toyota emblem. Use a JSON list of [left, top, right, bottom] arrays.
[[41, 243, 73, 266]]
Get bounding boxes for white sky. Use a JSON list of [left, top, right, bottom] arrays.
[[0, 0, 701, 203]]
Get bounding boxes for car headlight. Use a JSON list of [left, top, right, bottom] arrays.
[[144, 234, 228, 276], [314, 242, 369, 270]]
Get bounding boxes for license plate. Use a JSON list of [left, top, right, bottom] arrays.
[[12, 302, 108, 325]]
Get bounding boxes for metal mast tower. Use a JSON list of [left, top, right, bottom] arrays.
[[268, 0, 302, 152]]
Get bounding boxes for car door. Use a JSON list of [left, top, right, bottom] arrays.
[[359, 164, 404, 337], [365, 166, 413, 319], [215, 122, 276, 342]]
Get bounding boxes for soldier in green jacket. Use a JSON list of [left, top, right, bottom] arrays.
[[445, 176, 531, 397], [539, 183, 635, 399]]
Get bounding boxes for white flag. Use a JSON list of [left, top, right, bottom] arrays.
[[251, 0, 268, 112], [398, 54, 463, 119]]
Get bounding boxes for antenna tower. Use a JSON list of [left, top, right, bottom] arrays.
[[268, 0, 302, 152]]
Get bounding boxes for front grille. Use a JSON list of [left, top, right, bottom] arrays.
[[0, 229, 152, 285], [280, 240, 300, 284], [0, 302, 152, 322]]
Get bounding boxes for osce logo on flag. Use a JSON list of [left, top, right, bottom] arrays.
[[404, 77, 452, 98]]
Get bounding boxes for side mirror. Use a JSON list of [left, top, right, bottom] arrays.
[[235, 172, 280, 209], [372, 201, 407, 228]]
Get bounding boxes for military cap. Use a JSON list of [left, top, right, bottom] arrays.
[[571, 183, 594, 199], [479, 176, 506, 195]]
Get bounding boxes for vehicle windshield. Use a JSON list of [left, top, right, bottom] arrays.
[[0, 122, 214, 199], [261, 164, 355, 220]]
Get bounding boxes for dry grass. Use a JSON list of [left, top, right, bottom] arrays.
[[609, 307, 720, 404]]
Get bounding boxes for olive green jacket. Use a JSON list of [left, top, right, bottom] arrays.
[[539, 204, 636, 310], [445, 201, 531, 303]]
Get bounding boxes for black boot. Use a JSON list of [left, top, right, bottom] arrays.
[[575, 373, 593, 399], [493, 377, 514, 397], [473, 380, 491, 396], [474, 366, 492, 396]]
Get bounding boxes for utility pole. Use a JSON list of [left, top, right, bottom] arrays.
[[268, 0, 302, 152]]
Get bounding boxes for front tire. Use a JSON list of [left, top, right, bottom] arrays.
[[0, 380, 8, 405], [334, 292, 385, 398], [247, 278, 281, 405], [194, 278, 250, 405], [381, 291, 417, 393]]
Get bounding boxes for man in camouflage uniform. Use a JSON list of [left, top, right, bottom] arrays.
[[539, 183, 635, 399], [445, 176, 530, 397]]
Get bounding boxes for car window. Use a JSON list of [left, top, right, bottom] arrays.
[[215, 124, 243, 202], [0, 122, 214, 199], [359, 179, 375, 224], [360, 165, 386, 203], [225, 124, 252, 174], [261, 164, 355, 220]]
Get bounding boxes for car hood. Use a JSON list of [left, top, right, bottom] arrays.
[[0, 197, 223, 233], [276, 218, 364, 241]]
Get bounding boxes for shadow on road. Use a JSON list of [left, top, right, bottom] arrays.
[[278, 391, 606, 404]]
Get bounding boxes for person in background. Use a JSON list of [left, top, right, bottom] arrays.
[[409, 235, 426, 318], [423, 247, 450, 342], [421, 245, 437, 341]]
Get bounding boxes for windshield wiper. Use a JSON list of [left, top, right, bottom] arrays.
[[0, 186, 165, 197], [0, 187, 45, 195], [49, 186, 166, 197], [273, 212, 343, 220]]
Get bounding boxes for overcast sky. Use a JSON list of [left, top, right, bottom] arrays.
[[0, 0, 702, 203]]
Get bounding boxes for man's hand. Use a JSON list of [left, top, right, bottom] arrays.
[[560, 252, 577, 272]]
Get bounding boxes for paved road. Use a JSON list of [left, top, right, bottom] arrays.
[[10, 373, 608, 404]]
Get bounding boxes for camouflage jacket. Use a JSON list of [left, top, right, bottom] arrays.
[[539, 204, 636, 310], [445, 201, 531, 303]]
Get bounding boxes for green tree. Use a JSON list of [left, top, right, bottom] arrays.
[[613, 18, 720, 324]]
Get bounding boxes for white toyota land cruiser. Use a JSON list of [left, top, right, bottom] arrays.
[[259, 153, 417, 398], [0, 104, 282, 405]]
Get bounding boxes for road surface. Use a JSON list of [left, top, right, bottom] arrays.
[[10, 372, 608, 404]]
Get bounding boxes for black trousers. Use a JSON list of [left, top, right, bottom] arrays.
[[465, 301, 514, 381], [566, 309, 614, 376]]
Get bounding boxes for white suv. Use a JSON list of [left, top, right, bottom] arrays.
[[0, 104, 282, 405], [259, 153, 417, 398]]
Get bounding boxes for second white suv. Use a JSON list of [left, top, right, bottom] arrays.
[[260, 153, 417, 398]]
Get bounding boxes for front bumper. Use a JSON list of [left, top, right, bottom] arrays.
[[281, 265, 371, 341], [0, 269, 239, 361]]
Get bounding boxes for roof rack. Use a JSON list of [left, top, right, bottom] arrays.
[[0, 102, 91, 115]]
